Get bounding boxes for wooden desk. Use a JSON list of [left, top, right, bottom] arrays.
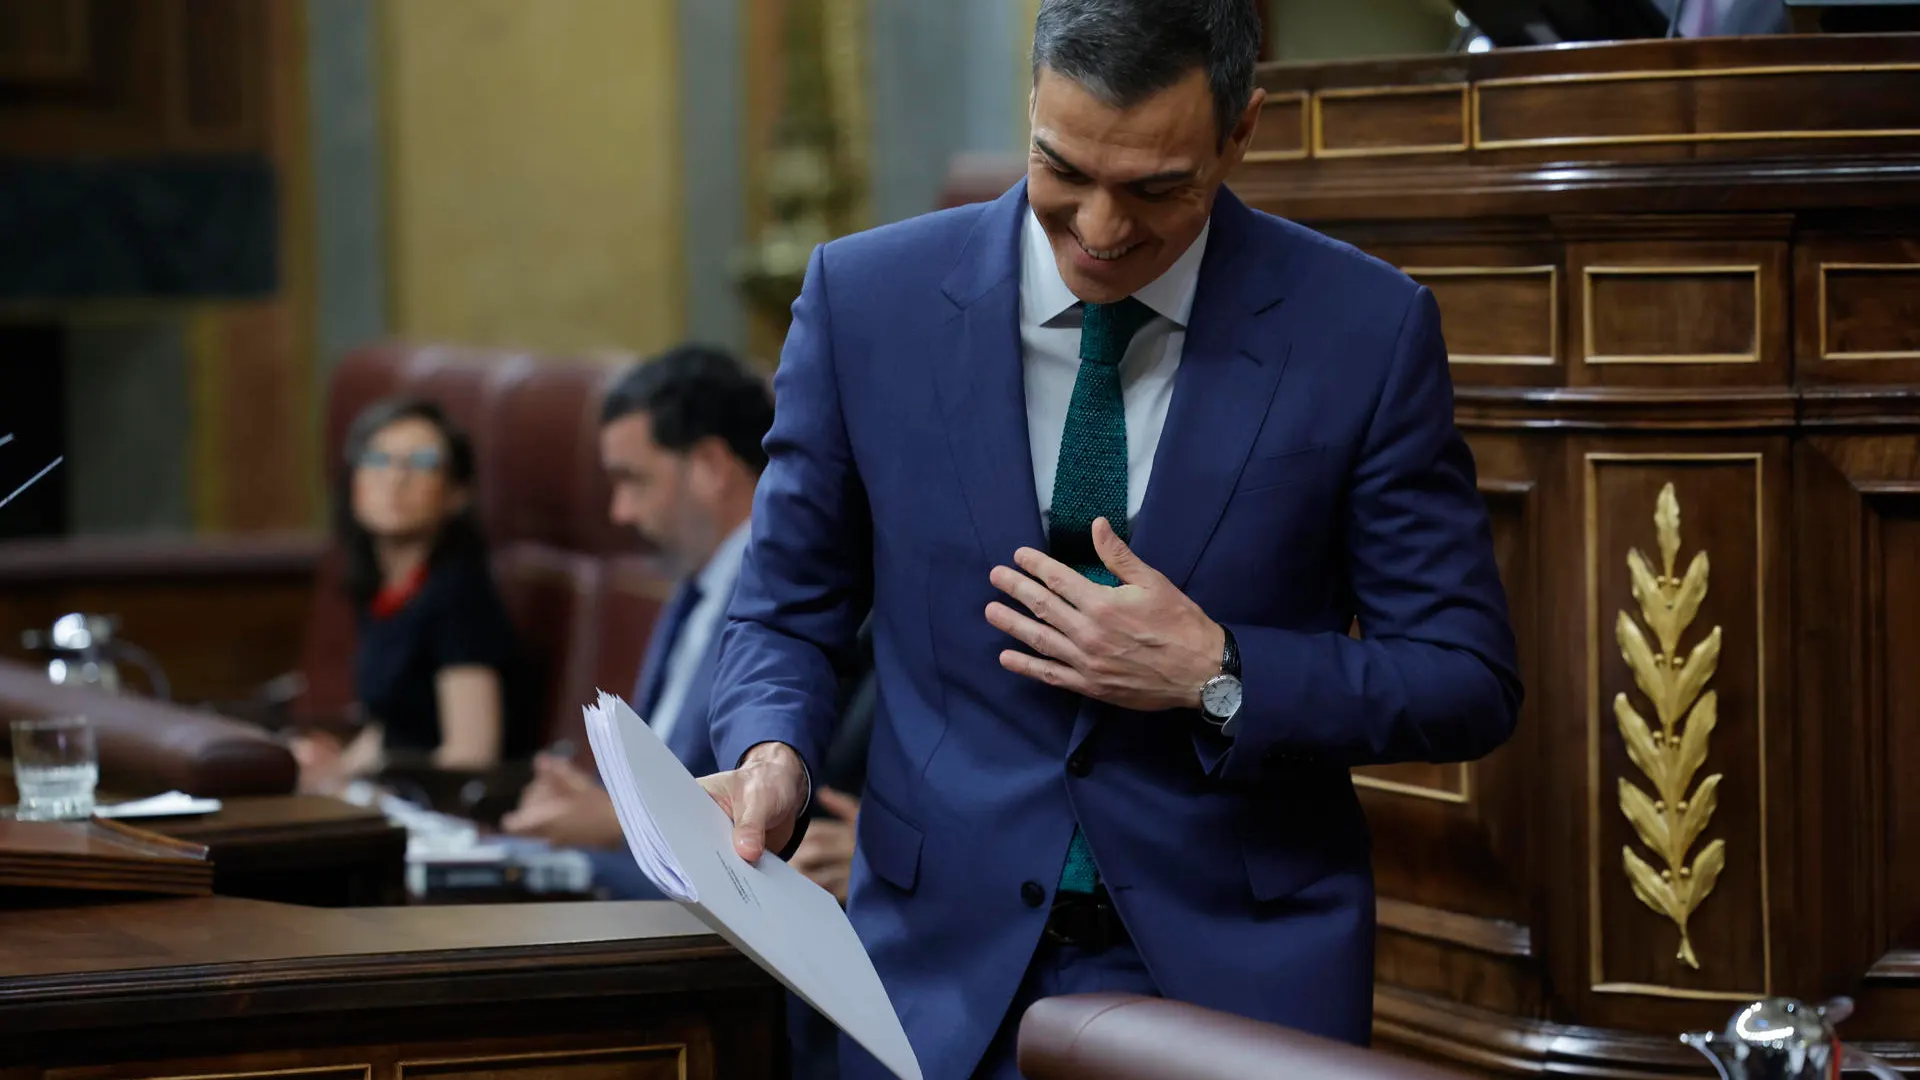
[[148, 795, 407, 907], [0, 896, 785, 1079], [2, 781, 408, 907]]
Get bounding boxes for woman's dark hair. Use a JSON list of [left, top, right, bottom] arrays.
[[335, 396, 487, 608]]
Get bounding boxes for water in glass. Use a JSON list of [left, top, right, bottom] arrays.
[[10, 716, 98, 821]]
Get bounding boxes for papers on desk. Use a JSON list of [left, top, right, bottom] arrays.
[[94, 791, 222, 819], [581, 690, 922, 1080]]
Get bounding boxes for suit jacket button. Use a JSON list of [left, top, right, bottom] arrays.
[[1021, 881, 1046, 908], [1066, 752, 1090, 777]]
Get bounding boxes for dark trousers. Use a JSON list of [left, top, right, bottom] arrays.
[[968, 939, 1160, 1079], [840, 938, 1160, 1080]]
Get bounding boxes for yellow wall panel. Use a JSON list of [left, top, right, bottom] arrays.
[[382, 0, 684, 355]]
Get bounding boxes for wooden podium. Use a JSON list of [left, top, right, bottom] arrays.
[[0, 897, 785, 1079], [1226, 32, 1920, 1076]]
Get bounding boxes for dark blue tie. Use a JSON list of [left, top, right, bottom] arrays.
[[636, 578, 703, 718]]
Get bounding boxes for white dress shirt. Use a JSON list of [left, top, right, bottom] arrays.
[[1019, 207, 1210, 527], [648, 519, 751, 745]]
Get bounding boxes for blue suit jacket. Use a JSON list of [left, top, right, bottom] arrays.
[[710, 181, 1521, 1079]]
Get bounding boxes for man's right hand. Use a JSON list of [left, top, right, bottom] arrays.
[[698, 741, 810, 863]]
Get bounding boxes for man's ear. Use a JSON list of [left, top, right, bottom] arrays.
[[1224, 87, 1267, 166], [685, 436, 733, 500]]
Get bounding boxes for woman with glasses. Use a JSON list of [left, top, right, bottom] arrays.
[[293, 396, 536, 793]]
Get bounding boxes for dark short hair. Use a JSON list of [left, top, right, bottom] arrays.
[[600, 344, 774, 474], [334, 396, 487, 608], [1031, 0, 1261, 147]]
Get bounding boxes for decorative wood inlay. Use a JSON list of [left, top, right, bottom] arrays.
[[1402, 265, 1557, 365], [1377, 897, 1533, 959], [1583, 266, 1763, 365], [399, 1045, 686, 1080], [1612, 483, 1725, 971], [1819, 263, 1920, 361], [1585, 454, 1771, 1002], [51, 1068, 369, 1080], [1244, 90, 1308, 162], [1474, 63, 1920, 151], [1353, 761, 1470, 803], [1312, 84, 1469, 158]]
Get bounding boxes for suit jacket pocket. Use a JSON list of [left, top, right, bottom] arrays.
[[1234, 443, 1337, 494], [1240, 776, 1369, 902], [857, 788, 924, 893]]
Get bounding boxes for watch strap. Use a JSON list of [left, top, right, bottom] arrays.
[[1219, 624, 1240, 679]]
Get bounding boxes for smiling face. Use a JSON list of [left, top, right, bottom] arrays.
[[1026, 65, 1264, 304]]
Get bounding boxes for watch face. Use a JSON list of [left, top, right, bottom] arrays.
[[1203, 675, 1242, 720]]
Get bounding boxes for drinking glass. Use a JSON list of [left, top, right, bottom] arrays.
[[9, 716, 98, 821]]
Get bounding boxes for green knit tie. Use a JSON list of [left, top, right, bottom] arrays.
[[1052, 296, 1154, 895]]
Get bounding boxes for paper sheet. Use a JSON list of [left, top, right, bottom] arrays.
[[581, 691, 922, 1080]]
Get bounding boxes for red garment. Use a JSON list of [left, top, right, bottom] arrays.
[[368, 562, 428, 619]]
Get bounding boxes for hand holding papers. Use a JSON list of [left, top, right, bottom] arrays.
[[580, 691, 922, 1080]]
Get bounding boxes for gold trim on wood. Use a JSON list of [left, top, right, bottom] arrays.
[[124, 1060, 374, 1068], [1584, 453, 1770, 1001], [1310, 83, 1470, 159], [1472, 62, 1920, 151], [398, 1044, 685, 1075], [1400, 265, 1558, 365], [1614, 482, 1725, 970], [1581, 265, 1764, 365], [1243, 90, 1310, 162], [1352, 768, 1471, 804], [1817, 262, 1920, 361]]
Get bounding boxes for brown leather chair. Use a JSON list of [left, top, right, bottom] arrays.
[[1017, 995, 1472, 1080], [295, 343, 673, 809], [0, 659, 297, 798]]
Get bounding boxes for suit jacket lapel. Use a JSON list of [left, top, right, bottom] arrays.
[[1127, 188, 1293, 592], [932, 180, 1047, 564]]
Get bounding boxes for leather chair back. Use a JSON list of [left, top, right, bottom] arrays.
[[301, 343, 670, 763], [1018, 995, 1473, 1080]]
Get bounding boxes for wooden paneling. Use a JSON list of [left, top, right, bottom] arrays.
[[1405, 266, 1557, 368], [1796, 238, 1920, 386], [1585, 268, 1759, 362], [396, 1044, 692, 1080], [1473, 64, 1920, 153], [1228, 33, 1920, 1077], [1568, 242, 1789, 388], [1314, 85, 1467, 158], [0, 0, 269, 156], [0, 0, 89, 78], [1245, 91, 1308, 161]]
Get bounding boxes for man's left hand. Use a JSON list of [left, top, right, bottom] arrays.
[[986, 516, 1224, 712]]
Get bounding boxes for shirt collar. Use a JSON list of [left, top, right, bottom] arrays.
[[1019, 205, 1210, 329], [695, 518, 752, 599]]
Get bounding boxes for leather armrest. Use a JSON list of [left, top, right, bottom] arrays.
[[0, 659, 297, 798], [1017, 995, 1471, 1080]]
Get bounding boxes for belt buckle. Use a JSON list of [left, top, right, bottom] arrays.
[[1045, 890, 1119, 953]]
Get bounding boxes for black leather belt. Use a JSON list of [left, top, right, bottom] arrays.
[[1044, 885, 1130, 952]]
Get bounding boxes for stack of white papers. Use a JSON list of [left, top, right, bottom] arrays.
[[581, 690, 922, 1080]]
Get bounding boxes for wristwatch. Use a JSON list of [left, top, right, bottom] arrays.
[[1199, 623, 1242, 736]]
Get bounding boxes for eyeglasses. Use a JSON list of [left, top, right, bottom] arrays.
[[356, 446, 445, 473]]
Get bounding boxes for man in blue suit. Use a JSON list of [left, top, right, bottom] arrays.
[[701, 2, 1522, 1077]]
